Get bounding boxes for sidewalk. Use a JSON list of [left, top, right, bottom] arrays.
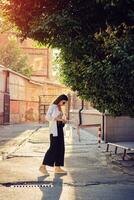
[[0, 123, 134, 200], [0, 123, 43, 160]]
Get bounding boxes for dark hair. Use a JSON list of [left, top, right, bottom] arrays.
[[53, 94, 68, 105]]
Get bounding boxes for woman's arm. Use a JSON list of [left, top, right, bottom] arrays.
[[46, 104, 65, 122]]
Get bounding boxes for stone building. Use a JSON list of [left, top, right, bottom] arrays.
[[0, 65, 68, 124], [0, 32, 56, 82], [0, 32, 101, 126], [0, 32, 69, 124]]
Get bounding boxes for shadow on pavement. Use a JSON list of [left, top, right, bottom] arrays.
[[38, 174, 65, 200]]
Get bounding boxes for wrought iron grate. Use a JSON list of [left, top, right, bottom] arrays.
[[1, 181, 53, 188]]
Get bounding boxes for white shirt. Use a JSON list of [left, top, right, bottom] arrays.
[[46, 104, 63, 137]]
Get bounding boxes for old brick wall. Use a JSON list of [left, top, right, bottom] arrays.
[[9, 72, 42, 123], [9, 71, 69, 124]]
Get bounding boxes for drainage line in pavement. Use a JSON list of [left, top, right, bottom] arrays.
[[28, 141, 49, 144], [1, 180, 134, 188], [5, 155, 44, 159], [65, 143, 98, 146], [6, 152, 89, 159], [63, 180, 134, 187], [28, 141, 98, 145], [0, 180, 53, 188]]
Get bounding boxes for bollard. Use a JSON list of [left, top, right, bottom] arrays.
[[98, 127, 101, 148]]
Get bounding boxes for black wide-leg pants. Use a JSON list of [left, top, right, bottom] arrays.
[[42, 122, 65, 167]]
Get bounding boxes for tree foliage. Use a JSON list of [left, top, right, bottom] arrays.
[[59, 29, 134, 116], [2, 0, 134, 116], [2, 0, 134, 43]]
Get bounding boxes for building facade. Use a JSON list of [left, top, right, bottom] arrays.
[[0, 32, 56, 83], [0, 32, 69, 124], [0, 65, 68, 124]]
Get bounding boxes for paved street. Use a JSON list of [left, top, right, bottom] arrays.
[[0, 124, 134, 200]]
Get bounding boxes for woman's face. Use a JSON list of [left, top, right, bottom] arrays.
[[58, 100, 67, 106]]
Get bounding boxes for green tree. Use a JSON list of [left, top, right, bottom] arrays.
[[0, 39, 32, 77], [2, 0, 134, 44], [2, 0, 134, 116], [59, 29, 134, 116]]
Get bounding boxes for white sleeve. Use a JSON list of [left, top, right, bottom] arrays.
[[46, 105, 61, 121]]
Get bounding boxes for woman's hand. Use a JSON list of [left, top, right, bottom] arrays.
[[62, 119, 67, 124]]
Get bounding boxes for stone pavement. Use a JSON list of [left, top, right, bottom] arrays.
[[0, 123, 134, 200], [0, 123, 43, 160]]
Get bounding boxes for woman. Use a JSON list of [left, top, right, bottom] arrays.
[[39, 94, 68, 175]]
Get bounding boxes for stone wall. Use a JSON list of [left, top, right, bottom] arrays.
[[69, 109, 102, 126], [9, 72, 69, 124], [104, 115, 134, 142], [81, 110, 102, 125], [9, 72, 42, 123], [10, 100, 39, 123], [69, 93, 102, 126]]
